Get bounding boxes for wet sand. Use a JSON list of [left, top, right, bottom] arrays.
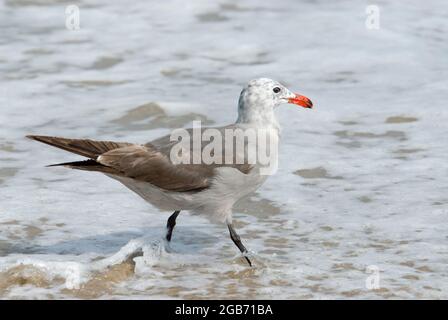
[[0, 0, 447, 299]]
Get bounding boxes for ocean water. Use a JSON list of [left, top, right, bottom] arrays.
[[0, 0, 447, 299]]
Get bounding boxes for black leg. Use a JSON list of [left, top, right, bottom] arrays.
[[227, 223, 252, 267], [166, 210, 180, 242]]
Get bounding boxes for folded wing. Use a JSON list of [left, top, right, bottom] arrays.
[[97, 145, 211, 192], [27, 130, 254, 192]]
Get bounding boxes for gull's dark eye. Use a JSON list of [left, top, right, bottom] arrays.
[[273, 87, 281, 93]]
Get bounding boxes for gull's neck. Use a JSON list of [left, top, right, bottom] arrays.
[[236, 101, 280, 131]]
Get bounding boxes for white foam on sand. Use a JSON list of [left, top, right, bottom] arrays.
[[0, 237, 166, 290]]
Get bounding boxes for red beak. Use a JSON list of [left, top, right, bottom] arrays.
[[288, 93, 313, 109]]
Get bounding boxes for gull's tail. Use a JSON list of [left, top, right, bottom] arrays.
[[26, 135, 130, 172], [26, 135, 131, 158]]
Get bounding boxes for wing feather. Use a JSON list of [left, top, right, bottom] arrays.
[[98, 145, 211, 192]]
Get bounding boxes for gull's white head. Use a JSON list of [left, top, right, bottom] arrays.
[[237, 78, 313, 125]]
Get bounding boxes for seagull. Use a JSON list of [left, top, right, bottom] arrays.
[[27, 78, 313, 266]]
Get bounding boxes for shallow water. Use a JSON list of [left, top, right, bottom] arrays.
[[0, 0, 447, 299]]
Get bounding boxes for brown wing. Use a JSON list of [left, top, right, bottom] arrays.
[[27, 135, 211, 192], [27, 130, 254, 192], [97, 145, 211, 192]]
